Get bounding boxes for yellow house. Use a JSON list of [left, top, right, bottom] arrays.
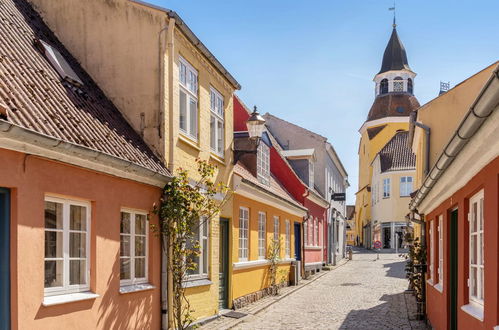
[[345, 206, 356, 246], [28, 0, 240, 324], [354, 25, 420, 247], [230, 97, 307, 309]]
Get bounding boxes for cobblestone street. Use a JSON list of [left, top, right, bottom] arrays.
[[207, 249, 428, 330]]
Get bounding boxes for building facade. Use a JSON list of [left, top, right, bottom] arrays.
[[409, 62, 499, 330], [354, 23, 420, 248], [24, 0, 240, 325], [0, 1, 171, 328]]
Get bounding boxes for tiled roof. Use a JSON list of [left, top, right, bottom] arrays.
[[378, 27, 411, 74], [367, 93, 420, 122], [379, 131, 415, 172], [0, 0, 169, 176], [234, 162, 305, 211]]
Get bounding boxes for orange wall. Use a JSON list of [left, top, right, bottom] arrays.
[[0, 148, 162, 330]]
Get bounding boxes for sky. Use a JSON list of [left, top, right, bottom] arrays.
[[148, 0, 499, 204]]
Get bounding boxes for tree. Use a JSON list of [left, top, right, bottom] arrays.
[[153, 159, 230, 329]]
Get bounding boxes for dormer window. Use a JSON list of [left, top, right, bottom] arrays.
[[393, 77, 404, 92], [309, 160, 314, 188], [257, 143, 270, 185], [408, 78, 413, 94], [380, 79, 388, 94], [36, 39, 83, 87]]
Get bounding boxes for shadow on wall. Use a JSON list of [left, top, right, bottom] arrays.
[[339, 293, 410, 329], [383, 260, 407, 280], [97, 252, 152, 330]]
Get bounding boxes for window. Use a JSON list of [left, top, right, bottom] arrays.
[[383, 178, 390, 198], [469, 190, 484, 306], [258, 212, 266, 259], [273, 216, 280, 242], [186, 218, 209, 277], [400, 176, 413, 196], [285, 220, 290, 258], [36, 39, 83, 87], [437, 215, 443, 285], [393, 77, 404, 92], [120, 210, 148, 285], [315, 218, 319, 246], [44, 197, 90, 296], [429, 220, 435, 282], [179, 57, 198, 140], [408, 78, 413, 94], [380, 78, 388, 94], [210, 87, 224, 157], [257, 143, 270, 185], [309, 161, 314, 188], [238, 207, 249, 261]]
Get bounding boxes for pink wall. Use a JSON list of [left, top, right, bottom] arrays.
[[304, 198, 327, 266], [0, 148, 162, 330]]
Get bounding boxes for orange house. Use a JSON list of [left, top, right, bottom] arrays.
[[0, 1, 170, 328]]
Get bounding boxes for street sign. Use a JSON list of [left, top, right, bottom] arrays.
[[332, 193, 346, 201], [374, 240, 382, 249]]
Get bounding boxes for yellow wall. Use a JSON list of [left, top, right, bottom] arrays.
[[231, 194, 302, 304], [28, 0, 237, 322], [355, 121, 409, 244]]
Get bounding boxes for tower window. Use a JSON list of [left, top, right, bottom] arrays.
[[408, 78, 413, 94], [396, 106, 405, 113], [393, 77, 404, 92], [380, 79, 388, 94]]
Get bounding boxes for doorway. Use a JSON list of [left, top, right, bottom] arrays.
[[218, 218, 229, 309], [294, 222, 301, 261], [0, 188, 10, 329], [383, 227, 391, 248], [449, 209, 458, 330]]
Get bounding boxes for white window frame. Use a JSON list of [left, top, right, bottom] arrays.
[[239, 207, 249, 261], [257, 143, 270, 185], [383, 178, 390, 198], [44, 196, 91, 297], [429, 220, 435, 283], [400, 176, 413, 197], [120, 209, 149, 287], [186, 218, 210, 279], [258, 212, 267, 259], [273, 216, 280, 242], [285, 220, 291, 258], [178, 56, 198, 140], [210, 87, 225, 157], [468, 190, 484, 307], [437, 215, 444, 286]]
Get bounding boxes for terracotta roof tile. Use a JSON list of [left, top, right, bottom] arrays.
[[379, 131, 415, 172], [367, 93, 420, 122], [0, 0, 169, 176]]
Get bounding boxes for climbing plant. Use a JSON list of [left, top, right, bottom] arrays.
[[152, 159, 230, 330], [403, 231, 426, 303]]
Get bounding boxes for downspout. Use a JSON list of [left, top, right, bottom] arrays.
[[409, 113, 431, 176], [166, 14, 176, 172]]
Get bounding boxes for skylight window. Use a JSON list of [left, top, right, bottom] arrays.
[[36, 39, 84, 87]]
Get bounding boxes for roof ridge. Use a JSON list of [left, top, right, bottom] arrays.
[[264, 113, 328, 142]]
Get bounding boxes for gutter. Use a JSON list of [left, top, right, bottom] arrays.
[[0, 121, 171, 186], [410, 66, 499, 210]]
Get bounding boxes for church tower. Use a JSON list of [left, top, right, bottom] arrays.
[[354, 23, 420, 247]]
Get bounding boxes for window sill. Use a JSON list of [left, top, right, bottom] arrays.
[[434, 283, 443, 293], [461, 303, 484, 321], [119, 283, 155, 294], [304, 246, 322, 250], [182, 278, 212, 288], [234, 259, 269, 270], [178, 133, 201, 151], [210, 152, 226, 165], [43, 292, 99, 306]]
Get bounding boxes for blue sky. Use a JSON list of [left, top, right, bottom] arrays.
[[149, 0, 498, 204]]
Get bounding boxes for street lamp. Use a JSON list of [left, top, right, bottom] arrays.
[[233, 106, 266, 164]]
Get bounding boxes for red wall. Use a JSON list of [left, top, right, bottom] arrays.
[[425, 156, 499, 330], [233, 96, 250, 132]]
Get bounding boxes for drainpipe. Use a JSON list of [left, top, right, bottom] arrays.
[[166, 16, 176, 172], [409, 113, 431, 176]]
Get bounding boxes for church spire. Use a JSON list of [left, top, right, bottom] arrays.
[[378, 27, 411, 74]]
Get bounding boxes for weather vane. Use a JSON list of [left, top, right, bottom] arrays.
[[389, 1, 396, 28]]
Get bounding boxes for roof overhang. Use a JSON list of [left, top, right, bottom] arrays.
[[359, 116, 409, 134]]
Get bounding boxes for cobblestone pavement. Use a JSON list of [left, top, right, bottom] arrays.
[[207, 249, 428, 330]]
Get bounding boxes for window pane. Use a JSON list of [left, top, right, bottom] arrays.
[[179, 90, 187, 131], [45, 201, 63, 229], [120, 235, 130, 257], [202, 219, 208, 237], [202, 238, 208, 274], [135, 214, 146, 235], [480, 232, 484, 265], [120, 258, 131, 280], [479, 269, 484, 300], [470, 267, 477, 297], [217, 120, 224, 154], [135, 236, 146, 257], [210, 90, 215, 110], [189, 71, 197, 93], [70, 232, 86, 258], [472, 202, 477, 232], [45, 260, 63, 288], [210, 115, 216, 150], [471, 235, 477, 264], [70, 205, 87, 231], [189, 98, 197, 137], [135, 257, 146, 278], [121, 212, 130, 234], [45, 231, 63, 258], [179, 62, 186, 86], [69, 260, 86, 285]]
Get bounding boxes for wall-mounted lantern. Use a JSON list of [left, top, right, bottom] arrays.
[[233, 106, 266, 164]]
